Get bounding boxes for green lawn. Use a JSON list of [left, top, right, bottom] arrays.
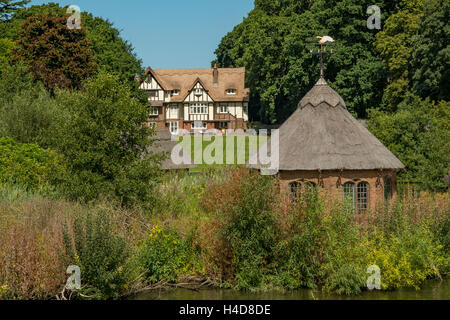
[[174, 135, 267, 169]]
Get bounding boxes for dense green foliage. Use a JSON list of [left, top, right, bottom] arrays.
[[62, 210, 130, 299], [368, 95, 450, 191], [137, 226, 193, 283], [0, 3, 143, 85], [51, 72, 161, 205], [214, 0, 398, 122], [220, 172, 278, 288], [12, 11, 96, 90], [374, 0, 423, 111], [0, 168, 448, 299], [82, 12, 143, 84], [410, 0, 449, 101], [215, 0, 449, 191], [0, 64, 160, 206], [0, 37, 13, 72], [0, 137, 64, 189], [0, 64, 60, 144], [0, 1, 447, 300]]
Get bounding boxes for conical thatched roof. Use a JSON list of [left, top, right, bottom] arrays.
[[248, 77, 404, 171]]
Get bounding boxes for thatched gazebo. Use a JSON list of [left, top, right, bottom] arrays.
[[249, 76, 404, 213]]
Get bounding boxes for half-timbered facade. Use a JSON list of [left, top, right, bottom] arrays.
[[139, 65, 250, 134]]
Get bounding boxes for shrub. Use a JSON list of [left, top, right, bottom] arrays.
[[51, 72, 162, 206], [201, 168, 279, 288], [0, 67, 61, 146], [62, 209, 131, 299], [0, 137, 65, 190], [0, 193, 70, 299], [364, 228, 440, 290], [136, 226, 192, 283]]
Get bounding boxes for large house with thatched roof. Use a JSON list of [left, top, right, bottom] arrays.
[[139, 65, 250, 134], [249, 75, 405, 213]]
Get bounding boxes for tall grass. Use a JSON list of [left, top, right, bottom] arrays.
[[0, 168, 448, 299]]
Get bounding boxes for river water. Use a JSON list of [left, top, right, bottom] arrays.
[[133, 279, 449, 300]]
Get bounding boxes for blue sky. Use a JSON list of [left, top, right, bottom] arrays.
[[28, 0, 254, 69]]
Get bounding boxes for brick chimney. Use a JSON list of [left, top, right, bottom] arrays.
[[213, 63, 219, 87]]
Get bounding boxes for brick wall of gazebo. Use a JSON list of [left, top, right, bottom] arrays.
[[279, 169, 398, 211]]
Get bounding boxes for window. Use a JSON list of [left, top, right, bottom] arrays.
[[148, 122, 156, 130], [218, 104, 228, 114], [226, 89, 236, 95], [243, 105, 248, 114], [189, 103, 208, 114], [289, 181, 301, 199], [169, 121, 178, 134], [384, 176, 392, 203], [171, 90, 179, 96], [219, 122, 228, 129], [343, 182, 355, 211], [303, 181, 317, 198], [149, 107, 158, 116], [168, 104, 179, 119], [148, 90, 158, 98], [192, 121, 207, 130], [289, 181, 317, 201], [194, 88, 203, 96], [357, 182, 369, 214]]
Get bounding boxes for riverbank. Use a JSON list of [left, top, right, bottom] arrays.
[[132, 279, 450, 300], [0, 167, 448, 300]]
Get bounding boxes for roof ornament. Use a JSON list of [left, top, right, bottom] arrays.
[[310, 36, 335, 84]]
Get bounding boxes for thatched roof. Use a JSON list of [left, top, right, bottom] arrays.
[[150, 131, 196, 170], [248, 77, 405, 171], [145, 67, 250, 102]]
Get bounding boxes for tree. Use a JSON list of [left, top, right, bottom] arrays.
[[374, 0, 423, 111], [0, 0, 29, 20], [0, 136, 65, 190], [0, 64, 61, 146], [214, 0, 398, 123], [12, 12, 96, 91], [1, 3, 143, 85], [410, 0, 449, 101], [0, 36, 13, 72], [82, 12, 143, 85], [51, 72, 162, 206], [368, 94, 450, 192]]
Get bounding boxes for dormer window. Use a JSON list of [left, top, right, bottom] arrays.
[[194, 88, 203, 96], [226, 89, 236, 95], [171, 90, 179, 96]]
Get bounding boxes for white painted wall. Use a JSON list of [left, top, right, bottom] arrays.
[[140, 76, 164, 101], [184, 83, 214, 103]]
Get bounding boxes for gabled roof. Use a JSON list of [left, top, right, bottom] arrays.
[[248, 77, 405, 171], [181, 77, 216, 101], [144, 67, 166, 90], [143, 67, 250, 102]]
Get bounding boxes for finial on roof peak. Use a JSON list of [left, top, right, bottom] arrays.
[[310, 37, 334, 83], [315, 76, 328, 86]]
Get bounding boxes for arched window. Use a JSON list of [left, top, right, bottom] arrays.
[[357, 182, 369, 214], [343, 182, 355, 211], [289, 181, 302, 199], [295, 181, 316, 201], [384, 176, 392, 202], [304, 181, 316, 192]]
